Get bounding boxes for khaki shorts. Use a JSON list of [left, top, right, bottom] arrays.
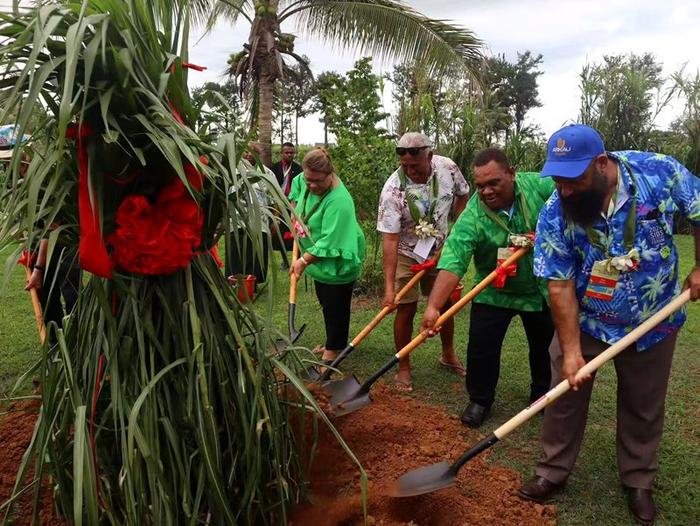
[[395, 254, 439, 304]]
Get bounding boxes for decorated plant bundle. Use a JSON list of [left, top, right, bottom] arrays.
[[0, 1, 358, 524]]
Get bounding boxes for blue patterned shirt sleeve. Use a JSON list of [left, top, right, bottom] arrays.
[[534, 194, 576, 281], [666, 156, 700, 225]]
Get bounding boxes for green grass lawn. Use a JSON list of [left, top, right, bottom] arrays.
[[1, 238, 698, 525]]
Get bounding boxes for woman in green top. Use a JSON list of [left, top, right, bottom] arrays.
[[288, 149, 365, 364]]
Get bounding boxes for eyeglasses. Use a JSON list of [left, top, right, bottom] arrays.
[[396, 146, 429, 156]]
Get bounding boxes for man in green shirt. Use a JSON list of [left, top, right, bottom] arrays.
[[421, 147, 556, 427]]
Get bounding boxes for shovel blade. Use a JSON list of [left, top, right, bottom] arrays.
[[325, 375, 372, 417], [384, 462, 456, 497]]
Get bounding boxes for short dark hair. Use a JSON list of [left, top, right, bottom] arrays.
[[473, 147, 511, 171], [281, 142, 295, 149]]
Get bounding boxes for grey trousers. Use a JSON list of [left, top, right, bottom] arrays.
[[536, 330, 677, 489]]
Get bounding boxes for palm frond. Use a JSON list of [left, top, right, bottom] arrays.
[[286, 0, 484, 77]]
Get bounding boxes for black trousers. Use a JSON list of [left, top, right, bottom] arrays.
[[466, 301, 554, 408], [226, 230, 270, 283], [38, 249, 81, 342], [313, 280, 355, 351]]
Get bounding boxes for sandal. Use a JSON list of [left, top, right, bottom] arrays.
[[439, 358, 466, 377], [393, 373, 413, 393]]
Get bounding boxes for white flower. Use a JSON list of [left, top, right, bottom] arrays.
[[509, 234, 535, 248], [607, 248, 640, 273], [415, 219, 439, 239]]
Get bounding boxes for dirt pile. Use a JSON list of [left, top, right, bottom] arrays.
[[0, 400, 63, 526], [290, 383, 556, 526]]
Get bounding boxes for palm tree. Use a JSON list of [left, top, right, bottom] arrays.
[[196, 0, 483, 165]]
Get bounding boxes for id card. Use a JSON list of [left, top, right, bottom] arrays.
[[585, 260, 619, 301], [496, 247, 517, 277], [413, 236, 436, 262]]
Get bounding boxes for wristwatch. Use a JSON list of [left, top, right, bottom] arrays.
[[33, 264, 45, 272]]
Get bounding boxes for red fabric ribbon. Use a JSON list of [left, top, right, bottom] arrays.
[[67, 123, 114, 278], [210, 245, 224, 268], [493, 263, 517, 289], [410, 259, 437, 273], [17, 250, 36, 268], [107, 163, 205, 275], [283, 231, 294, 241]]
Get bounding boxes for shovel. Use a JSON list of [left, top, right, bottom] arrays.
[[386, 289, 692, 497], [327, 247, 531, 417], [18, 256, 46, 344], [311, 251, 443, 382], [287, 241, 306, 343]]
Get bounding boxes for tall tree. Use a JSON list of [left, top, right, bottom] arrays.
[[310, 71, 345, 146], [195, 0, 484, 165], [578, 53, 671, 150]]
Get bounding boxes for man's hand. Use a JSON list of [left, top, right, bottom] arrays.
[[382, 285, 397, 310], [25, 268, 42, 291], [420, 305, 441, 336], [562, 351, 590, 391], [684, 266, 700, 301], [290, 258, 306, 279]]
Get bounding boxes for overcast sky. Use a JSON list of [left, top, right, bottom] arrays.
[[188, 0, 700, 144]]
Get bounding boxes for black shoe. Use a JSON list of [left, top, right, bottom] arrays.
[[625, 487, 656, 525], [460, 402, 490, 428], [517, 476, 565, 503]]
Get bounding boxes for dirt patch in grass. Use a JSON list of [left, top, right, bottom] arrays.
[[290, 383, 556, 526], [0, 400, 63, 525]]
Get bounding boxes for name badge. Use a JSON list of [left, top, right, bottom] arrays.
[[413, 236, 436, 262], [585, 260, 619, 301], [497, 247, 517, 277]]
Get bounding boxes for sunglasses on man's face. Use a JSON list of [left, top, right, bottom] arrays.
[[396, 146, 429, 156]]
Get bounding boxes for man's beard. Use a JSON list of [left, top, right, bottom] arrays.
[[559, 170, 609, 227]]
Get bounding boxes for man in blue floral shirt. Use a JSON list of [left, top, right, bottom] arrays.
[[517, 124, 700, 525]]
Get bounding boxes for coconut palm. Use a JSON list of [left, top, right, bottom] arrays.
[[195, 0, 484, 165]]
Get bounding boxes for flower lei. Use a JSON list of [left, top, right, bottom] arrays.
[[398, 169, 440, 240], [605, 248, 640, 273]]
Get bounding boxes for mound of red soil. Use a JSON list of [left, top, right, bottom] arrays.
[[290, 384, 556, 526], [0, 400, 63, 526]]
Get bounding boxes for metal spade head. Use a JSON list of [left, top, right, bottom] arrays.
[[287, 304, 306, 343], [326, 375, 371, 417], [384, 461, 456, 497]]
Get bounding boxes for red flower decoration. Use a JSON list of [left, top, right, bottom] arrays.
[[107, 164, 205, 275]]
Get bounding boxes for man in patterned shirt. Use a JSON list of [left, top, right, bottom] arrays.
[[377, 132, 470, 391], [517, 124, 700, 526]]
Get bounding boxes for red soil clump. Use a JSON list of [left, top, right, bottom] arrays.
[[0, 400, 63, 526], [290, 383, 556, 526]]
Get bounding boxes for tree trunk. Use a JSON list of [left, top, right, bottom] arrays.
[[295, 112, 299, 148], [259, 72, 274, 167], [323, 115, 328, 147]]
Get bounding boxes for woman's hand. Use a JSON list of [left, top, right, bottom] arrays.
[[290, 257, 307, 278], [25, 268, 43, 291]]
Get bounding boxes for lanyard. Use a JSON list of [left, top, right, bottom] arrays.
[[399, 169, 439, 225], [480, 185, 532, 235], [299, 184, 331, 224], [584, 160, 637, 256]]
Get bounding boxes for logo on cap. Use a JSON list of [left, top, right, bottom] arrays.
[[552, 138, 572, 155]]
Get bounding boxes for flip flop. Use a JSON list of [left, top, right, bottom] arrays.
[[393, 374, 413, 393], [439, 358, 466, 377]]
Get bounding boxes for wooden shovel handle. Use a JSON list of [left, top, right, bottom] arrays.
[[24, 265, 46, 344], [289, 241, 300, 304], [494, 289, 692, 440], [396, 246, 530, 360], [350, 250, 443, 347]]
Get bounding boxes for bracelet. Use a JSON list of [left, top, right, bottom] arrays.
[[299, 257, 308, 267], [33, 264, 45, 272]]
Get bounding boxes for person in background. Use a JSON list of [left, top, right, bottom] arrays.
[[377, 132, 470, 391], [271, 142, 303, 269], [1, 124, 81, 341], [288, 148, 365, 365], [420, 147, 555, 427], [226, 142, 273, 285], [517, 124, 700, 526]]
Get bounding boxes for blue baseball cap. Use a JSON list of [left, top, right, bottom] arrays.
[[0, 124, 31, 160], [540, 124, 605, 179]]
